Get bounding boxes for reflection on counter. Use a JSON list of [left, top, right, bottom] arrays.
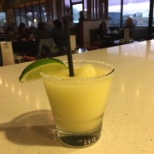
[[107, 40, 154, 58], [0, 76, 42, 110]]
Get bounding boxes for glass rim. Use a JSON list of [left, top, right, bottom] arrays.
[[40, 60, 114, 82]]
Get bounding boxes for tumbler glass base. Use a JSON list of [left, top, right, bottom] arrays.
[[57, 127, 102, 148]]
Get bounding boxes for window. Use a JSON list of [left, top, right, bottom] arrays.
[[65, 0, 70, 7], [108, 0, 121, 27], [152, 2, 154, 26], [33, 4, 40, 26], [72, 3, 83, 23], [26, 6, 33, 26], [0, 12, 7, 33], [40, 3, 47, 22], [14, 8, 20, 26], [108, 0, 150, 27], [20, 7, 26, 24], [72, 0, 82, 2], [123, 0, 150, 27], [0, 12, 6, 26], [14, 1, 49, 27], [64, 0, 84, 23]]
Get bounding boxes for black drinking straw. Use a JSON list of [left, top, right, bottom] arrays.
[[64, 19, 74, 76]]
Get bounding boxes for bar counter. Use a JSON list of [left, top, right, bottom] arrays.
[[0, 40, 154, 153]]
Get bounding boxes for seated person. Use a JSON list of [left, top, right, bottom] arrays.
[[35, 22, 51, 42], [4, 26, 17, 42], [97, 21, 107, 40], [4, 26, 20, 53], [96, 21, 114, 48], [125, 17, 135, 28], [119, 17, 135, 38], [17, 23, 30, 41], [29, 23, 37, 39]]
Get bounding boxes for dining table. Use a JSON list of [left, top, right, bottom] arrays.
[[0, 40, 154, 154]]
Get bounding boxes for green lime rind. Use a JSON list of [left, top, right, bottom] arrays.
[[19, 58, 66, 83]]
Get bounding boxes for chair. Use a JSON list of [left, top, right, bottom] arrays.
[[38, 38, 62, 58]]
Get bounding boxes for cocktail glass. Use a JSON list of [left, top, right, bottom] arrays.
[[41, 60, 114, 147]]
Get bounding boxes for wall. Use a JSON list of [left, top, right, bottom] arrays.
[[0, 3, 3, 11], [6, 9, 15, 24]]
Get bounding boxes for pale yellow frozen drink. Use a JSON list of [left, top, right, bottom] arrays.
[[41, 60, 114, 147]]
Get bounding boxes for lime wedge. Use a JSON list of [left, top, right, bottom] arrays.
[[19, 58, 67, 83]]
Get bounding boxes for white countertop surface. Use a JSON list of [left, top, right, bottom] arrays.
[[0, 40, 154, 154]]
